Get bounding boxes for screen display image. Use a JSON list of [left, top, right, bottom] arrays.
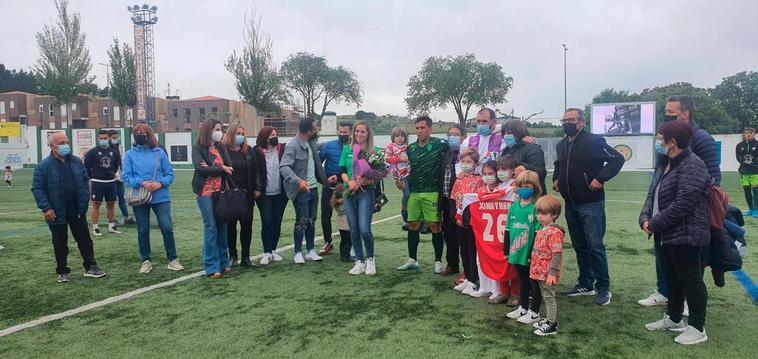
[[591, 102, 655, 136]]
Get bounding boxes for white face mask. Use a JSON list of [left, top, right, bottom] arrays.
[[482, 175, 497, 185], [460, 162, 474, 173], [212, 130, 223, 143], [497, 170, 511, 182]]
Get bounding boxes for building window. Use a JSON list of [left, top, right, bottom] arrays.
[[102, 107, 109, 116], [0, 101, 5, 115], [184, 108, 190, 120], [61, 106, 67, 117], [211, 107, 218, 114], [172, 109, 178, 118], [49, 104, 54, 118], [199, 107, 206, 119], [9, 100, 15, 109], [0, 136, 8, 144], [71, 103, 76, 111]]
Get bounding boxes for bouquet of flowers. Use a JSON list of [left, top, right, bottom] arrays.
[[351, 144, 388, 183]]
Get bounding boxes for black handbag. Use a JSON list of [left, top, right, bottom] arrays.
[[374, 180, 389, 213], [212, 175, 249, 223]]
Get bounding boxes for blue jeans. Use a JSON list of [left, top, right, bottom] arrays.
[[133, 201, 177, 262], [654, 238, 668, 297], [344, 188, 375, 261], [115, 181, 130, 218], [197, 195, 230, 274], [293, 188, 319, 253], [256, 192, 289, 253], [565, 200, 610, 292]]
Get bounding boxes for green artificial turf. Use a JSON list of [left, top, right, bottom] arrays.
[[0, 170, 755, 358]]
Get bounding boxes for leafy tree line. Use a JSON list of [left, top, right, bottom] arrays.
[[586, 71, 757, 134]]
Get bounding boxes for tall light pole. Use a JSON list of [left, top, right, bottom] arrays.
[[128, 4, 158, 128], [562, 44, 568, 111]]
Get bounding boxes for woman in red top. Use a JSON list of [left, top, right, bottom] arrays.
[[192, 119, 234, 278]]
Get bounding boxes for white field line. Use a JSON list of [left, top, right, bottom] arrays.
[[0, 214, 402, 337]]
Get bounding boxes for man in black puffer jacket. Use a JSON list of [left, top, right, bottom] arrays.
[[553, 108, 625, 306], [639, 120, 710, 345]]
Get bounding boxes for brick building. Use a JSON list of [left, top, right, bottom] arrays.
[[165, 95, 260, 133]]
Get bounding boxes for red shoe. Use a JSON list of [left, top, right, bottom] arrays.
[[318, 243, 334, 256], [208, 272, 222, 279], [453, 272, 465, 285]]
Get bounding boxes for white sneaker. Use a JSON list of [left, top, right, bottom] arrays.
[[260, 253, 272, 265], [638, 292, 668, 306], [683, 301, 689, 317], [488, 291, 502, 301], [469, 288, 492, 298], [645, 314, 687, 332], [93, 227, 103, 237], [517, 310, 541, 324], [305, 250, 323, 261], [674, 325, 708, 345], [271, 251, 283, 262], [461, 282, 477, 295], [349, 261, 366, 275], [167, 259, 184, 271], [365, 257, 376, 275], [506, 306, 527, 319], [293, 252, 305, 264], [453, 279, 469, 291], [138, 260, 152, 274], [434, 261, 444, 274]]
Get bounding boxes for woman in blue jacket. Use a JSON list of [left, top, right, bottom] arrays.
[[123, 123, 183, 274]]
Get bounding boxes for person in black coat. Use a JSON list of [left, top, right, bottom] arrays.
[[252, 126, 288, 265], [552, 108, 624, 305], [639, 120, 710, 345], [501, 119, 547, 195], [221, 121, 258, 267]]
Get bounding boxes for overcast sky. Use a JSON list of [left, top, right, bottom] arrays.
[[1, 0, 757, 123]]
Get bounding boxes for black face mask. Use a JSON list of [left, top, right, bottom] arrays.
[[664, 114, 679, 122], [134, 134, 147, 145], [269, 137, 279, 147], [338, 134, 350, 144], [562, 122, 579, 136]]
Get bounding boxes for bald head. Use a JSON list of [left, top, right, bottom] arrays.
[[48, 132, 69, 158]]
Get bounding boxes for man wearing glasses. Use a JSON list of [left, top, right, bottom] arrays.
[[552, 108, 624, 305]]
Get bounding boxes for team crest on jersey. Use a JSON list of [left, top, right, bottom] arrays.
[[745, 154, 754, 165], [99, 156, 112, 168], [528, 213, 534, 223]]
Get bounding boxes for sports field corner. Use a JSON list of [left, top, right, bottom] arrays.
[[0, 170, 756, 358]]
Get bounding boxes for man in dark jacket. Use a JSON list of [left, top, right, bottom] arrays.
[[737, 127, 758, 217], [317, 121, 352, 255], [553, 108, 624, 305], [32, 132, 106, 283], [440, 123, 466, 275]]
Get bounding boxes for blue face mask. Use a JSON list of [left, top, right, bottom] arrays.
[[235, 135, 245, 145], [99, 139, 110, 148], [516, 187, 534, 199], [110, 139, 120, 145], [477, 124, 491, 136], [448, 135, 461, 149], [655, 140, 669, 156], [504, 134, 517, 147], [57, 144, 71, 156]]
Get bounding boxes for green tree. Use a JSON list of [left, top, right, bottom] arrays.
[[319, 66, 362, 116], [226, 9, 287, 113], [711, 71, 758, 128], [0, 64, 39, 93], [405, 53, 513, 125], [637, 82, 739, 134], [35, 0, 94, 127], [280, 52, 330, 117], [107, 38, 136, 108], [585, 88, 634, 117]]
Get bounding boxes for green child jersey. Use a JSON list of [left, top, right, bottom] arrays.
[[407, 137, 448, 193], [506, 200, 540, 266]]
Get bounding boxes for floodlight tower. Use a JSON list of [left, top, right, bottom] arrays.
[[128, 4, 158, 128]]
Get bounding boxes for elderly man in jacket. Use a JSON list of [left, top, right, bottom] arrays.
[[32, 132, 106, 283], [280, 118, 328, 264], [553, 108, 625, 306]]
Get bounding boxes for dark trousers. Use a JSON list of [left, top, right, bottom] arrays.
[[228, 198, 254, 260], [660, 244, 708, 331], [256, 192, 288, 253], [441, 198, 460, 271], [515, 264, 542, 312], [49, 205, 97, 274], [321, 185, 335, 244], [339, 230, 352, 258], [565, 200, 610, 292], [458, 225, 478, 283]]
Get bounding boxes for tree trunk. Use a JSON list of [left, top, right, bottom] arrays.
[[66, 103, 72, 129]]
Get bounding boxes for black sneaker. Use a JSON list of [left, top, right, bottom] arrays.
[[124, 217, 136, 225], [84, 266, 106, 278], [562, 285, 596, 297], [402, 224, 409, 231], [533, 321, 558, 336], [57, 273, 70, 283], [595, 290, 612, 306]]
